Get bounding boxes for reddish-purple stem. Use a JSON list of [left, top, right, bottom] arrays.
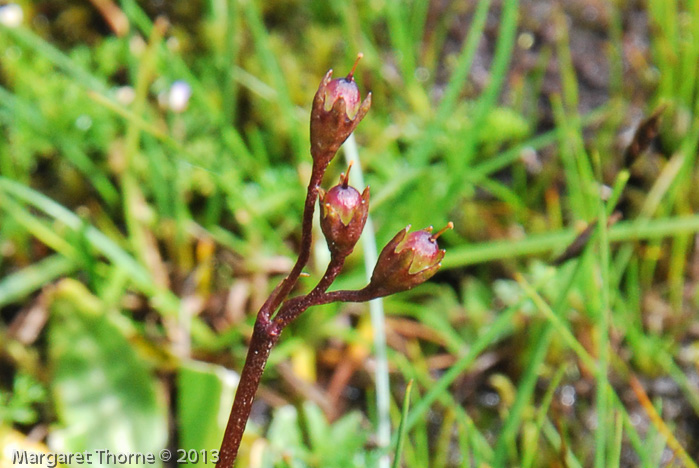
[[255, 158, 330, 322], [272, 253, 348, 331], [217, 153, 341, 468], [216, 316, 279, 467], [217, 252, 354, 466], [216, 280, 380, 467]]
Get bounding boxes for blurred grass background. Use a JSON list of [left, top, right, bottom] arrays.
[[1, 0, 699, 466]]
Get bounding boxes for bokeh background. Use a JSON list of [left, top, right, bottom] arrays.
[[1, 0, 699, 466]]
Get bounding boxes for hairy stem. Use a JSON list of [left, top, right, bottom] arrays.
[[272, 253, 347, 331], [216, 317, 279, 467], [314, 284, 381, 305], [215, 257, 377, 467], [257, 157, 330, 321], [217, 157, 335, 468]]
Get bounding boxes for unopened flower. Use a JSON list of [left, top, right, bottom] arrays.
[[369, 223, 453, 296], [319, 163, 369, 256], [323, 75, 362, 119], [310, 54, 372, 167]]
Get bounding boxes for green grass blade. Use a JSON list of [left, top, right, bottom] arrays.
[[0, 177, 179, 314], [0, 255, 77, 308], [405, 304, 518, 433], [2, 26, 107, 92], [344, 134, 391, 468], [443, 214, 699, 268], [391, 380, 413, 468]]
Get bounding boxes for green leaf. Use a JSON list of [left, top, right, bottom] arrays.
[[177, 360, 238, 466], [266, 405, 307, 466], [264, 403, 367, 468], [301, 402, 328, 454], [392, 380, 413, 468], [479, 107, 531, 144], [48, 280, 167, 468]]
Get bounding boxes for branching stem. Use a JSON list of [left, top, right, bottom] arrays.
[[256, 158, 330, 322], [216, 251, 380, 467], [214, 64, 433, 468], [216, 154, 357, 468]]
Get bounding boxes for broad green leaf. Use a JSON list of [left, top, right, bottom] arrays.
[[177, 360, 238, 467], [48, 280, 167, 468], [265, 405, 306, 464]]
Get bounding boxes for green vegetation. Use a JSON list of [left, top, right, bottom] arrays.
[[1, 0, 699, 466]]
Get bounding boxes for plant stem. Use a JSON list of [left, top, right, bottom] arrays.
[[272, 253, 347, 331], [216, 260, 380, 466], [316, 284, 381, 304], [216, 254, 350, 467], [216, 316, 279, 467], [257, 158, 329, 320], [217, 173, 351, 467], [343, 137, 391, 468]]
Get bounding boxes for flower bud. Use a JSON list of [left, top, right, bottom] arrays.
[[310, 54, 372, 167], [369, 223, 453, 296], [323, 76, 362, 119], [319, 164, 370, 256]]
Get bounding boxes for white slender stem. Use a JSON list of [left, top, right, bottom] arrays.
[[343, 134, 391, 468]]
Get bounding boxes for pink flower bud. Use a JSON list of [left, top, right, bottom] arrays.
[[323, 76, 362, 119], [310, 54, 372, 167], [369, 223, 453, 296], [319, 164, 370, 256]]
